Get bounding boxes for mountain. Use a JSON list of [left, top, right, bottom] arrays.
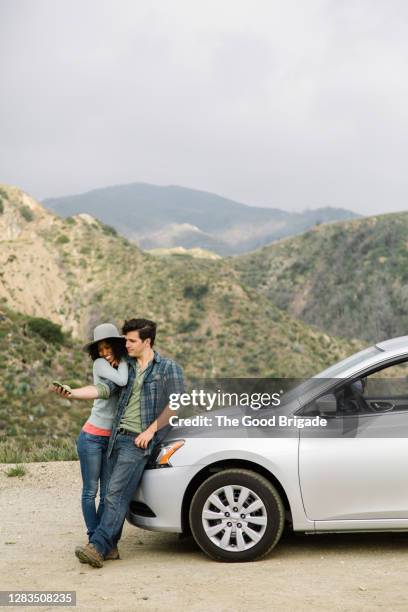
[[0, 184, 361, 459], [0, 183, 358, 378], [147, 246, 221, 260], [43, 182, 359, 255], [232, 212, 408, 343]]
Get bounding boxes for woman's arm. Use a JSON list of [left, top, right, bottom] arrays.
[[93, 358, 128, 386], [50, 385, 99, 400]]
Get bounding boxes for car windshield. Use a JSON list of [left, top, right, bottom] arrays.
[[314, 346, 381, 378]]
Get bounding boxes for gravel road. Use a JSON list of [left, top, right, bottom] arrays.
[[1, 462, 407, 611]]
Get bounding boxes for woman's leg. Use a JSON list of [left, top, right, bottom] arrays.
[[76, 431, 104, 539], [96, 437, 110, 525]]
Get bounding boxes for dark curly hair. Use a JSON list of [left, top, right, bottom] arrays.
[[86, 337, 127, 361]]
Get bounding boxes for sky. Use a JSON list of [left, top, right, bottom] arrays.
[[1, 0, 408, 215]]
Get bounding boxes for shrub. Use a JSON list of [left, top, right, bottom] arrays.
[[20, 206, 34, 222], [6, 465, 26, 477], [0, 439, 77, 462], [101, 223, 118, 236], [177, 319, 200, 333], [27, 317, 64, 345], [0, 198, 4, 214], [56, 234, 69, 245], [183, 284, 209, 300]]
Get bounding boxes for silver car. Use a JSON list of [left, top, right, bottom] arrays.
[[128, 336, 408, 562]]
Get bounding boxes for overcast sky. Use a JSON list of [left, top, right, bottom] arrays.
[[1, 0, 408, 214]]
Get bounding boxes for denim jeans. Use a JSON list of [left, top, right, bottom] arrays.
[[76, 430, 110, 539], [89, 433, 148, 557]]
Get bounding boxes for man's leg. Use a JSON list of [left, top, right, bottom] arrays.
[[89, 434, 148, 558]]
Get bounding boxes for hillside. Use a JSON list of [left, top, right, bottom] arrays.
[[0, 184, 359, 379], [232, 212, 408, 343], [0, 184, 362, 458], [0, 307, 93, 460], [43, 182, 358, 255]]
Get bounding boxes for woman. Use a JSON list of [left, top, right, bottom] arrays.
[[56, 323, 128, 542]]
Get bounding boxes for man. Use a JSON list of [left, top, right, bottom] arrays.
[[55, 318, 184, 567]]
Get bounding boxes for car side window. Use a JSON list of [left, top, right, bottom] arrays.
[[364, 360, 408, 396], [339, 359, 408, 416], [302, 358, 408, 417]]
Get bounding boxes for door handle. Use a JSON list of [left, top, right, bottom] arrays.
[[371, 401, 395, 412]]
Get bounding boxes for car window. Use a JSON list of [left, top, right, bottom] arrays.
[[364, 361, 408, 396], [302, 358, 408, 417]]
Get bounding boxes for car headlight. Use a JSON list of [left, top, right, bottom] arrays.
[[154, 440, 185, 467]]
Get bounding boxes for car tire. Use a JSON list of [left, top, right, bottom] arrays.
[[189, 468, 285, 562]]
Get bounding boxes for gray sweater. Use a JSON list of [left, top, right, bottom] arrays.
[[86, 358, 128, 430]]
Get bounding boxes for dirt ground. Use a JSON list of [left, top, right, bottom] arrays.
[[1, 461, 407, 612]]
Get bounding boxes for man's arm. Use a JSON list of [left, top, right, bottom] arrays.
[[135, 361, 185, 449], [134, 404, 174, 448]]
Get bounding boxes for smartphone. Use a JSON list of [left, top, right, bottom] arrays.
[[52, 380, 65, 389], [52, 380, 71, 393]]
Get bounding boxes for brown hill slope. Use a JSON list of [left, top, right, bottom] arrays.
[[0, 184, 358, 379]]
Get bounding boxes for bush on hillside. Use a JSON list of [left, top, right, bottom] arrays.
[[176, 319, 200, 333], [56, 234, 69, 245], [20, 205, 34, 222], [183, 284, 209, 300], [26, 317, 65, 345], [101, 223, 118, 236]]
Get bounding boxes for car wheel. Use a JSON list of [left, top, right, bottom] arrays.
[[189, 468, 285, 562]]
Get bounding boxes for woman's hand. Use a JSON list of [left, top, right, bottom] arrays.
[[49, 384, 72, 398]]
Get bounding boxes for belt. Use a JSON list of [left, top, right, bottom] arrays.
[[117, 427, 140, 437]]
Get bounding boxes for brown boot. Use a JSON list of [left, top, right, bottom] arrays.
[[105, 547, 120, 561], [75, 543, 104, 568]]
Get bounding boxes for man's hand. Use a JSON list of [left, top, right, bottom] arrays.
[[135, 428, 155, 449]]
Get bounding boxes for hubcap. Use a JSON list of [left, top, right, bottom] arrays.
[[201, 484, 267, 552]]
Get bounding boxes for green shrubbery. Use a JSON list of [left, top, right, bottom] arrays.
[[101, 223, 118, 236], [176, 319, 200, 333], [183, 284, 209, 300], [6, 465, 26, 477], [0, 439, 77, 463], [26, 317, 65, 345], [56, 234, 69, 245], [20, 205, 34, 222]]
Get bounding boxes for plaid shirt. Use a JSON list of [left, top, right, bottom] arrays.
[[97, 350, 184, 457]]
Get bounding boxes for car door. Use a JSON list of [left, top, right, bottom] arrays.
[[298, 359, 408, 529]]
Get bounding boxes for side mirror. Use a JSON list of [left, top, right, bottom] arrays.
[[315, 393, 337, 415]]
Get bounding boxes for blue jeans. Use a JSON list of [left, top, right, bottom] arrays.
[[89, 433, 148, 557], [76, 430, 110, 539]]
